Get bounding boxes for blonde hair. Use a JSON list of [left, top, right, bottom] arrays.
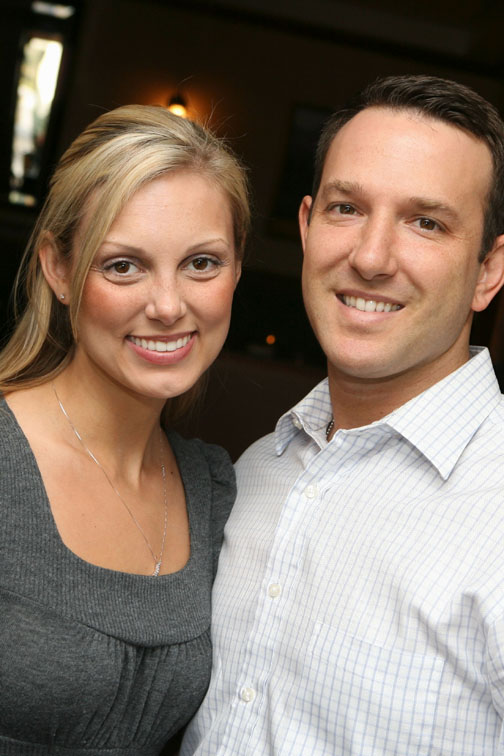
[[0, 105, 250, 416]]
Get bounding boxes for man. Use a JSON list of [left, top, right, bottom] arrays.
[[182, 75, 504, 755]]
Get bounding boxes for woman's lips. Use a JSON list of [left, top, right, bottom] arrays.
[[126, 333, 195, 364], [128, 333, 192, 352]]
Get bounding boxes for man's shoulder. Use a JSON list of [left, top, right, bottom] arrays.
[[235, 430, 277, 472], [472, 390, 504, 443]]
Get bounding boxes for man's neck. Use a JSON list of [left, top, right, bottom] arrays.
[[327, 351, 471, 431]]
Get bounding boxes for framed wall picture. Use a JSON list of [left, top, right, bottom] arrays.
[[269, 104, 332, 237]]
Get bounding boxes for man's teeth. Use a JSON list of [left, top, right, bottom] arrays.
[[342, 295, 401, 312], [130, 334, 191, 352]]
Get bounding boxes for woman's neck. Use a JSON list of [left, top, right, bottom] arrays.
[[48, 362, 167, 483]]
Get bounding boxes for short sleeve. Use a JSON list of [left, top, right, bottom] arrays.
[[194, 440, 237, 577]]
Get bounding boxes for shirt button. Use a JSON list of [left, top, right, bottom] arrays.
[[241, 687, 256, 703], [292, 417, 302, 430], [304, 484, 317, 499], [268, 583, 282, 598]]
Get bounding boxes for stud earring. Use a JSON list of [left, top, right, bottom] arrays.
[[59, 294, 65, 301]]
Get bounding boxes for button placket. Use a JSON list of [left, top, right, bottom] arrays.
[[240, 687, 256, 703], [268, 583, 282, 598]]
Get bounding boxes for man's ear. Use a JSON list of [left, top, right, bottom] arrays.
[[472, 234, 504, 313], [38, 233, 70, 303], [298, 195, 313, 254]]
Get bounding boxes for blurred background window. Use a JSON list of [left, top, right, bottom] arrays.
[[10, 33, 64, 206]]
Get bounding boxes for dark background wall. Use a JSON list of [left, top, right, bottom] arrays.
[[2, 0, 504, 459]]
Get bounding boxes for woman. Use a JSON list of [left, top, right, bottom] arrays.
[[0, 105, 249, 754]]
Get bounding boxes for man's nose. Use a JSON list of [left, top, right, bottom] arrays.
[[347, 215, 399, 280]]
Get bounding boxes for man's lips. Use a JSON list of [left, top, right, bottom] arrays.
[[127, 333, 193, 353], [338, 294, 403, 313]]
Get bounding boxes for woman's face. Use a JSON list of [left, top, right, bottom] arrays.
[[71, 171, 240, 401]]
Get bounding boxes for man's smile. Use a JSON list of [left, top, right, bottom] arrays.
[[338, 294, 403, 312]]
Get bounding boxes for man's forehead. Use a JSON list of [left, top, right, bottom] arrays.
[[319, 106, 493, 196], [325, 105, 491, 161]]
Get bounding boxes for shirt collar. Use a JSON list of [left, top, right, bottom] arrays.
[[384, 347, 502, 479], [275, 377, 332, 455], [274, 348, 502, 480]]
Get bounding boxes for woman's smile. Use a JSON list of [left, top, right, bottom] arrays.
[[126, 332, 195, 364], [127, 333, 193, 353]]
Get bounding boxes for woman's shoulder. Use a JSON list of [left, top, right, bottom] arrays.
[[166, 429, 234, 479], [0, 396, 39, 498], [166, 430, 236, 526], [166, 432, 236, 572], [0, 395, 22, 440]]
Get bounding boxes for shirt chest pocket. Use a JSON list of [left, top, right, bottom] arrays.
[[305, 622, 444, 755]]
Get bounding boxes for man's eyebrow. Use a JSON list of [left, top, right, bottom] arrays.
[[319, 183, 462, 223], [319, 180, 363, 198], [407, 197, 461, 223]]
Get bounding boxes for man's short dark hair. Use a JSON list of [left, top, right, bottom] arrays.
[[312, 75, 504, 259]]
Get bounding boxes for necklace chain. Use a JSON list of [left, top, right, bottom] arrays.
[[52, 385, 168, 577], [325, 417, 335, 440]]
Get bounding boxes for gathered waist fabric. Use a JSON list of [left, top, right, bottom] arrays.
[[0, 736, 162, 756]]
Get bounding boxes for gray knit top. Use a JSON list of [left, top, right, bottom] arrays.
[[0, 398, 236, 755]]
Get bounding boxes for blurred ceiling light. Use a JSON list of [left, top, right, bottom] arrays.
[[167, 92, 188, 118], [31, 2, 75, 18]]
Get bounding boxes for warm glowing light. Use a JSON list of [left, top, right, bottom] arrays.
[[266, 334, 276, 345], [32, 2, 75, 18], [168, 103, 188, 118], [167, 93, 188, 119]]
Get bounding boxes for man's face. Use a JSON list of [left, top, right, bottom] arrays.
[[300, 106, 498, 392]]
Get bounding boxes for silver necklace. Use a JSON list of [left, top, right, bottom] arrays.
[[52, 385, 168, 577], [326, 418, 335, 440]]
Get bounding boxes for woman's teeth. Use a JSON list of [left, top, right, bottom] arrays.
[[129, 334, 191, 352], [342, 295, 401, 312]]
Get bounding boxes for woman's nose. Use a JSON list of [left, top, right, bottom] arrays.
[[144, 279, 187, 324]]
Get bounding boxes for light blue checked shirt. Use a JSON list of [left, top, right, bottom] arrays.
[[182, 347, 504, 755]]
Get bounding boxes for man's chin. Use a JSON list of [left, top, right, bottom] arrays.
[[326, 353, 405, 383]]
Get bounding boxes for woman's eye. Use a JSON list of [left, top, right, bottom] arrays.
[[113, 261, 132, 274], [186, 256, 221, 274], [191, 257, 211, 271], [104, 259, 140, 276]]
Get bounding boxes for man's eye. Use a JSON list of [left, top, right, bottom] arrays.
[[416, 217, 439, 231], [340, 204, 355, 214], [333, 203, 356, 215]]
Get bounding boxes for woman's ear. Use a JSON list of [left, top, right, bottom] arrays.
[[38, 233, 70, 303], [234, 259, 242, 288]]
